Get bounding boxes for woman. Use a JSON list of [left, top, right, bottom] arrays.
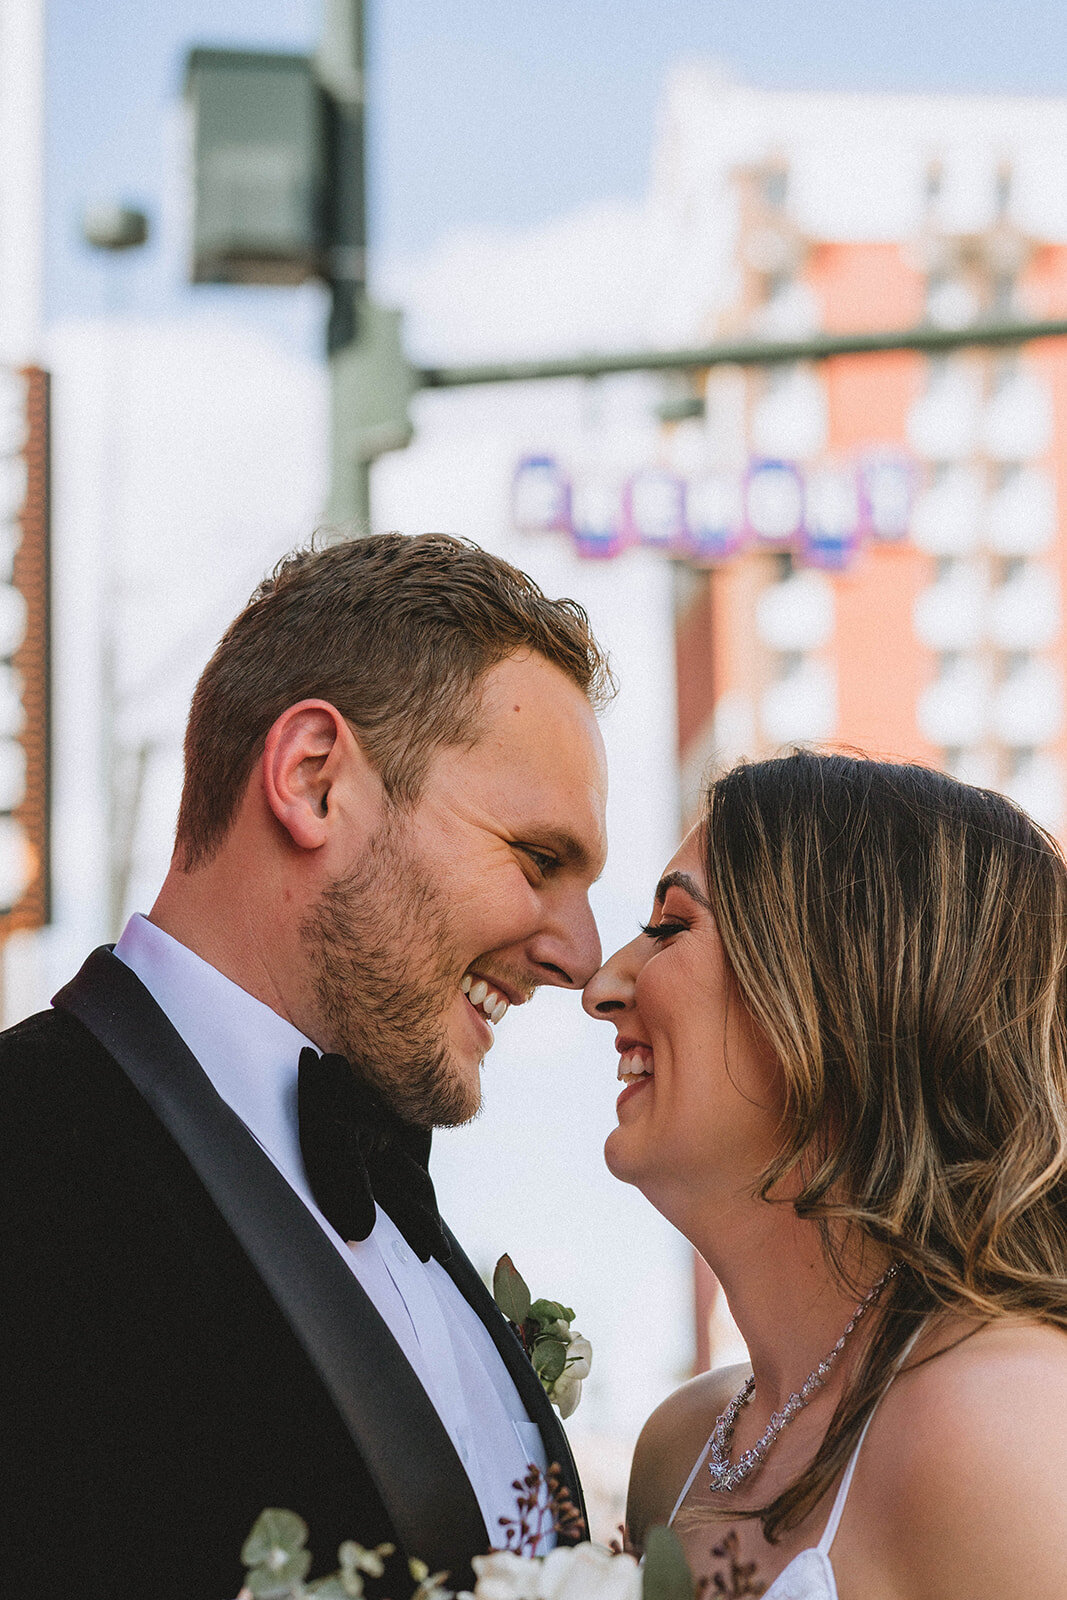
[[583, 752, 1067, 1599]]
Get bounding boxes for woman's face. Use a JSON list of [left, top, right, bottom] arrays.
[[583, 827, 783, 1210]]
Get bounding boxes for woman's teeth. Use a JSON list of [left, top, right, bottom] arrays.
[[617, 1048, 653, 1086], [461, 972, 510, 1025]]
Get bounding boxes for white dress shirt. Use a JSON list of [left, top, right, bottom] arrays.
[[114, 913, 548, 1546]]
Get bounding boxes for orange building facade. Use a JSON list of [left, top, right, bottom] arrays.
[[678, 161, 1067, 1371]]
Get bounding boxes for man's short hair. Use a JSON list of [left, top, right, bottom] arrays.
[[174, 532, 614, 870]]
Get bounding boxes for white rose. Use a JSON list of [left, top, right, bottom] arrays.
[[544, 1545, 641, 1600], [535, 1546, 579, 1600], [472, 1550, 542, 1600], [550, 1371, 582, 1419], [564, 1336, 592, 1380]]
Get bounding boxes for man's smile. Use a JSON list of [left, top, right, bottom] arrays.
[[460, 971, 511, 1025]]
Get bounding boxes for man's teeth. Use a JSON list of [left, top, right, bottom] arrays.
[[617, 1048, 654, 1085], [460, 972, 510, 1024]]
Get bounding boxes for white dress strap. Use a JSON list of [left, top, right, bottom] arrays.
[[667, 1433, 714, 1528], [816, 1322, 925, 1554]]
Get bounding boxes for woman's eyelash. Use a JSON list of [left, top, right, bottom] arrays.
[[640, 919, 687, 942]]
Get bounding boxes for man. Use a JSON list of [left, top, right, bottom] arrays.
[[0, 534, 611, 1597]]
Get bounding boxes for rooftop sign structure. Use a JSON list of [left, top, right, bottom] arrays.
[[512, 449, 916, 572], [0, 364, 49, 928]]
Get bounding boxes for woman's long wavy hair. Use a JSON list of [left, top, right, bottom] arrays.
[[702, 751, 1067, 1541]]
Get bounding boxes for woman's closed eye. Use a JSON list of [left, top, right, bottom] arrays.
[[639, 918, 688, 942]]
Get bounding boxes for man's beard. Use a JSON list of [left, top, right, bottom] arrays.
[[300, 813, 480, 1129]]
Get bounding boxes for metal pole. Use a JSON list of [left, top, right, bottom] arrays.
[[81, 206, 150, 938], [417, 315, 1067, 390], [317, 0, 371, 529]]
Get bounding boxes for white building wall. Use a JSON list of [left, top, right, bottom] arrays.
[[0, 0, 44, 365]]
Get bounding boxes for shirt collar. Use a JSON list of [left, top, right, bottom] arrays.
[[113, 912, 316, 1194]]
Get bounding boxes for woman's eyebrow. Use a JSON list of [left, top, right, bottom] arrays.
[[654, 870, 712, 910]]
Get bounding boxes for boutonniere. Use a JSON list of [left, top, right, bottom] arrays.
[[492, 1254, 592, 1419]]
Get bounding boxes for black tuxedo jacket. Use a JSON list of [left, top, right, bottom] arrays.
[[0, 947, 584, 1599]]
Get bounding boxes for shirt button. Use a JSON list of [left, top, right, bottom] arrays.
[[392, 1238, 407, 1263]]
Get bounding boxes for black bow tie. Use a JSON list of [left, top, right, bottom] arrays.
[[297, 1047, 451, 1265]]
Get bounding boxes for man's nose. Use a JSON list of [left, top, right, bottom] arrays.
[[529, 895, 602, 989]]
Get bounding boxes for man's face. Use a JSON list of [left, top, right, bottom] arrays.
[[301, 651, 608, 1126]]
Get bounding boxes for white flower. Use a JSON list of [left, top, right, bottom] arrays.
[[472, 1549, 543, 1600], [537, 1545, 641, 1600], [534, 1547, 578, 1600], [549, 1371, 582, 1419], [564, 1336, 592, 1380]]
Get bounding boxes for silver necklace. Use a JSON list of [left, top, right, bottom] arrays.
[[707, 1262, 898, 1493]]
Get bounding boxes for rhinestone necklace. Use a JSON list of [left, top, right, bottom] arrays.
[[706, 1262, 899, 1493]]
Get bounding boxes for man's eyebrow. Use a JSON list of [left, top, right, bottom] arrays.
[[654, 870, 712, 910]]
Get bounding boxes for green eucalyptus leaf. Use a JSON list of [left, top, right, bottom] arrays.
[[493, 1254, 532, 1326], [305, 1578, 351, 1599], [343, 1540, 393, 1579], [529, 1298, 571, 1326], [242, 1509, 310, 1566], [246, 1546, 312, 1598], [532, 1336, 568, 1383], [642, 1525, 695, 1600]]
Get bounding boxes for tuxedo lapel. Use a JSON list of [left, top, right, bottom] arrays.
[[441, 1231, 589, 1540], [53, 947, 489, 1576]]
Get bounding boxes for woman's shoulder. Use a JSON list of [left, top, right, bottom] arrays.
[[850, 1317, 1067, 1598], [626, 1361, 750, 1547], [875, 1315, 1067, 1477]]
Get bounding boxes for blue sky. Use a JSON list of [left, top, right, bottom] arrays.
[[48, 0, 1067, 336]]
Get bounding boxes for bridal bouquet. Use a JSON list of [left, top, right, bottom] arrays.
[[237, 1489, 765, 1600]]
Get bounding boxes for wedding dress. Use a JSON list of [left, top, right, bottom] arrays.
[[667, 1325, 924, 1600]]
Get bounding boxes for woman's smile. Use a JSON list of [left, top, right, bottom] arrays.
[[616, 1037, 654, 1097]]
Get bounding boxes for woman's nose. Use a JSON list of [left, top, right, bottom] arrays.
[[582, 938, 639, 1019]]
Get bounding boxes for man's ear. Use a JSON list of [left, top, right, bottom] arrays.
[[261, 700, 375, 851]]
